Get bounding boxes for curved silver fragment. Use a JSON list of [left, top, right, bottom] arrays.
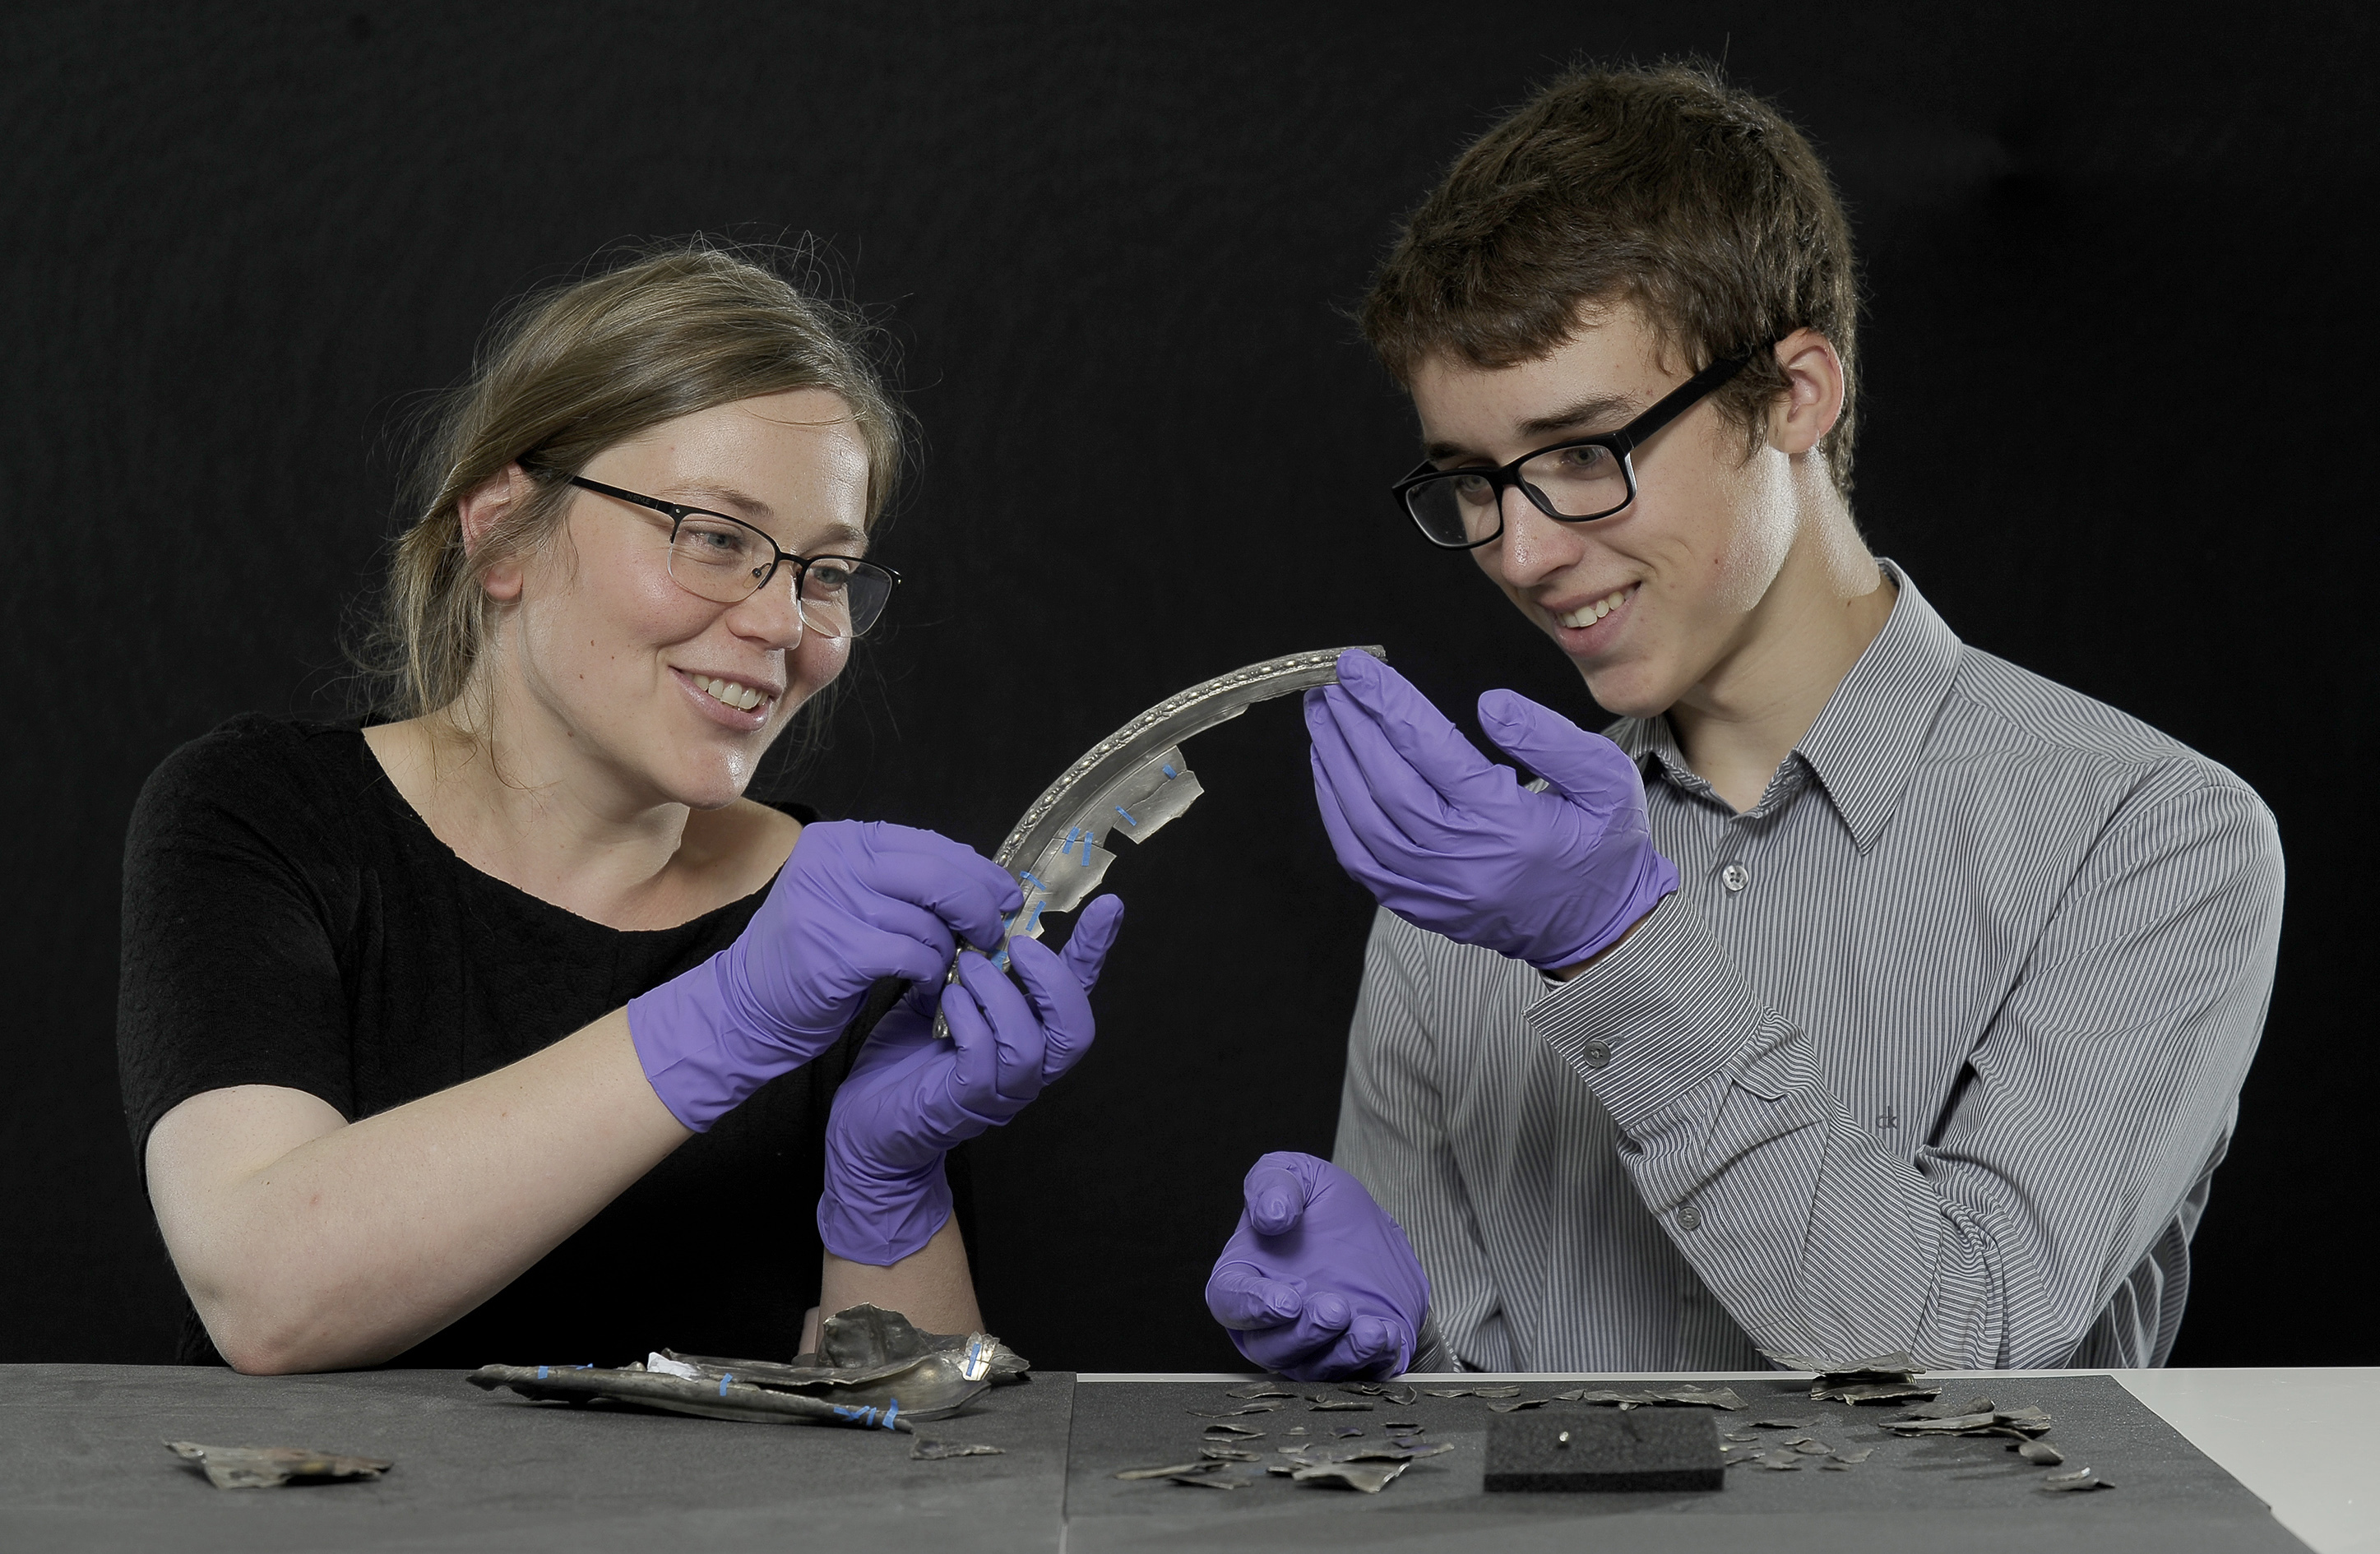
[[933, 645, 1385, 1034]]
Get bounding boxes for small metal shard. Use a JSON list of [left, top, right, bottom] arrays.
[[1200, 1445, 1262, 1462], [1816, 1380, 1942, 1404], [1167, 1470, 1242, 1490], [1832, 1447, 1875, 1464], [1115, 1460, 1215, 1480], [1759, 1450, 1804, 1470], [1998, 1405, 2054, 1432], [2040, 1466, 2114, 1492], [2016, 1439, 2065, 1465], [1751, 1417, 1821, 1429], [1791, 1440, 1834, 1455], [1224, 1383, 1297, 1400], [1202, 1422, 1265, 1438], [1330, 1427, 1364, 1437], [1340, 1382, 1385, 1395], [1421, 1384, 1521, 1399], [1384, 1422, 1422, 1434], [1723, 1430, 1759, 1442], [1486, 1398, 1553, 1413], [165, 1441, 391, 1491], [1307, 1398, 1374, 1412], [1901, 1394, 1995, 1420], [911, 1440, 1004, 1460], [1187, 1402, 1283, 1417], [1382, 1385, 1419, 1406], [1553, 1384, 1751, 1411], [1293, 1460, 1411, 1493]]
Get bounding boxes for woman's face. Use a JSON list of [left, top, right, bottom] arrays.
[[480, 389, 873, 812]]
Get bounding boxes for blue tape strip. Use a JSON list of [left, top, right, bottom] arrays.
[[1021, 869, 1047, 891], [536, 1365, 548, 1380], [1116, 806, 1137, 826], [720, 1373, 734, 1396], [884, 1399, 901, 1431], [1162, 763, 1178, 779]]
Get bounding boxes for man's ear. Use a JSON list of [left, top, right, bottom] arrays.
[[1767, 329, 1846, 459], [457, 464, 534, 603]]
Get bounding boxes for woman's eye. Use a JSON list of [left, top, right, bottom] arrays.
[[1450, 472, 1494, 503]]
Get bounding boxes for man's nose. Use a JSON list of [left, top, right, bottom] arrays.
[[1492, 487, 1581, 589]]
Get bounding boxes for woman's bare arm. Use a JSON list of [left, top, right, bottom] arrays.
[[819, 1217, 984, 1339], [146, 1009, 689, 1374]]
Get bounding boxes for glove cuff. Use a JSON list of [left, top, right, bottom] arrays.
[[1525, 844, 1682, 973], [628, 944, 764, 1133], [817, 1157, 954, 1266]]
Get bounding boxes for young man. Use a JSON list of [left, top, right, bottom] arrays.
[[1203, 64, 2283, 1376]]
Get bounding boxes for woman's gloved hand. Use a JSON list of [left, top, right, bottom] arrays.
[[818, 895, 1124, 1265], [1307, 649, 1677, 974], [627, 820, 1021, 1132], [1205, 1152, 1430, 1381]]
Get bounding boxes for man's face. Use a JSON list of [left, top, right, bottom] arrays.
[[1408, 303, 1802, 719]]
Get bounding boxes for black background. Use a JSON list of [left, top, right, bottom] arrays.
[[2, 1, 2368, 1371]]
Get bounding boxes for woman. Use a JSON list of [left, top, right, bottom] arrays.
[[117, 243, 1122, 1373]]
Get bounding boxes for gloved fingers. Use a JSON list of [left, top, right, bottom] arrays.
[[1058, 895, 1126, 992], [1341, 1313, 1412, 1375], [825, 916, 961, 991], [1475, 689, 1643, 814], [1310, 748, 1461, 912], [1309, 689, 1484, 849], [1233, 1291, 1364, 1377], [1006, 934, 1099, 1085], [953, 950, 1049, 1108], [1205, 1264, 1307, 1330], [849, 850, 1021, 955], [854, 822, 1030, 908], [1308, 711, 1443, 865], [1327, 651, 1499, 802], [1243, 1160, 1313, 1237]]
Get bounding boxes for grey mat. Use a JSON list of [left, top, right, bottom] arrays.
[[1062, 1376, 2311, 1552], [0, 1363, 1071, 1552]]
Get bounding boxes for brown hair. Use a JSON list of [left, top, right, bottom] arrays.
[[1361, 62, 1860, 491], [366, 239, 907, 719]]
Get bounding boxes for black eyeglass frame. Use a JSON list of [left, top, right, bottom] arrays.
[[549, 471, 901, 637], [1389, 345, 1769, 551]]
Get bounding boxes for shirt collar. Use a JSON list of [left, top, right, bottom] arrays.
[[1604, 561, 1965, 852]]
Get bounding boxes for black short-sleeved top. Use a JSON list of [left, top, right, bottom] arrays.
[[117, 714, 859, 1367]]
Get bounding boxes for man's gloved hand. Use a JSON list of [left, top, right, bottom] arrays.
[[1205, 1153, 1429, 1381], [628, 821, 1021, 1132], [1306, 649, 1678, 973], [818, 895, 1123, 1265]]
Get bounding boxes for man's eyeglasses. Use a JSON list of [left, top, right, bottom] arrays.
[[1390, 348, 1764, 550], [553, 473, 900, 640]]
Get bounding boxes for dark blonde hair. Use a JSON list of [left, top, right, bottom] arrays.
[[368, 240, 906, 719], [1362, 62, 1860, 491]]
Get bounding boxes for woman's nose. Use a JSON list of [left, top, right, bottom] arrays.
[[725, 567, 808, 649]]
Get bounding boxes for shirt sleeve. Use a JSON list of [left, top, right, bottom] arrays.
[[1525, 776, 2284, 1370], [117, 725, 360, 1167], [1333, 908, 1513, 1373]]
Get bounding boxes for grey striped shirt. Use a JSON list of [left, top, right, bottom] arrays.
[[1335, 565, 2283, 1372]]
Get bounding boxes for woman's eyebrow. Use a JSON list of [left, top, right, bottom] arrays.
[[671, 482, 775, 521]]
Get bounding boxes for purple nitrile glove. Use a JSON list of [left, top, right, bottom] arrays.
[[1306, 649, 1679, 973], [1205, 1153, 1429, 1381], [627, 820, 1021, 1132], [818, 895, 1123, 1265]]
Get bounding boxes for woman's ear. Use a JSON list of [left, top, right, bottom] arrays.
[[1767, 329, 1847, 459], [458, 464, 534, 603]]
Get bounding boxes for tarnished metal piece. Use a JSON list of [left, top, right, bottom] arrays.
[[165, 1441, 391, 1490], [1553, 1384, 1750, 1411], [913, 1439, 1005, 1459], [2040, 1465, 2114, 1492], [932, 646, 1386, 1035]]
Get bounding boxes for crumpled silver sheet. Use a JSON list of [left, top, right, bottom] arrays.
[[467, 1302, 1021, 1430]]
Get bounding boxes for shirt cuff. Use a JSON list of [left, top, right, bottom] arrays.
[[1522, 893, 1775, 1136]]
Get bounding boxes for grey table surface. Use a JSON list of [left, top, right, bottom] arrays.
[[1, 1365, 2368, 1553]]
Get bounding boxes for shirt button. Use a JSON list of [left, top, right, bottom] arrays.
[[1678, 1203, 1702, 1231], [1720, 863, 1749, 893], [1580, 1040, 1612, 1070]]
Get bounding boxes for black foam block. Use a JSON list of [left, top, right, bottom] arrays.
[[1482, 1409, 1725, 1492]]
